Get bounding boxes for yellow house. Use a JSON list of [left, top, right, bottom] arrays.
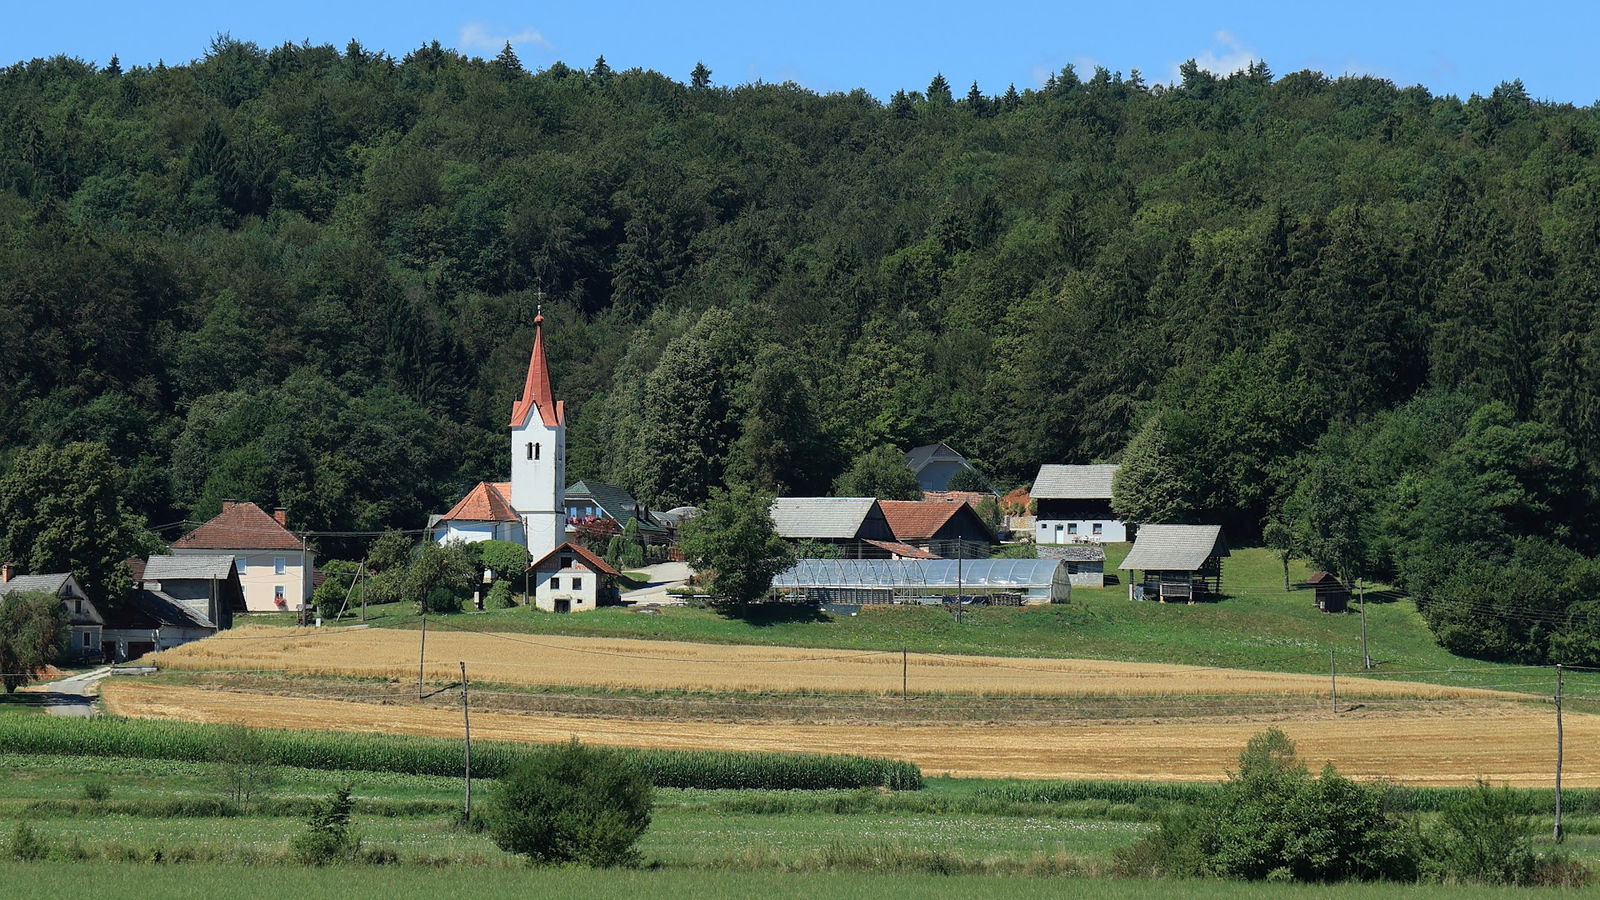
[[171, 500, 313, 613]]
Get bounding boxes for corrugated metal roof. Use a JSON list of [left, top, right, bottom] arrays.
[[769, 498, 880, 540], [0, 573, 72, 596], [1118, 525, 1228, 571], [1031, 464, 1119, 500], [142, 555, 235, 581], [773, 557, 1065, 589]]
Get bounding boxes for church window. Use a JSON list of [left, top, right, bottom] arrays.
[[526, 442, 533, 460], [534, 442, 541, 460]]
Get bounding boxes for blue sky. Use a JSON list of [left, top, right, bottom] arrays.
[[3, 1, 1596, 104]]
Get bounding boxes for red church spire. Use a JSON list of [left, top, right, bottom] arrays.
[[509, 310, 564, 428]]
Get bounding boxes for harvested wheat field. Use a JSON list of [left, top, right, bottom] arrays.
[[103, 681, 1587, 785], [154, 626, 1517, 700]]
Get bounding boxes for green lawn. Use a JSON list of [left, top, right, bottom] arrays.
[[0, 863, 1587, 899], [279, 547, 1589, 695]]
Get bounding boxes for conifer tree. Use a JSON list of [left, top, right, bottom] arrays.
[[965, 81, 988, 116], [591, 55, 612, 82], [494, 41, 523, 79], [690, 61, 712, 90], [926, 73, 952, 104], [104, 55, 121, 76], [1001, 82, 1020, 110]]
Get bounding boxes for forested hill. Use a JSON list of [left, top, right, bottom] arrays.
[[4, 40, 1600, 656]]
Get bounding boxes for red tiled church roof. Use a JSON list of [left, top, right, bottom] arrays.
[[509, 315, 565, 429], [878, 500, 966, 542], [439, 482, 518, 523], [172, 501, 303, 551], [530, 541, 620, 577]]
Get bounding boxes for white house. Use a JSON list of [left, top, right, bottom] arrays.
[[1031, 464, 1127, 544], [529, 541, 620, 613], [431, 312, 566, 563], [171, 501, 312, 613], [0, 567, 102, 659]]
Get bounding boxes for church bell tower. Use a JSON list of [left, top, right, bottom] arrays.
[[508, 311, 566, 560]]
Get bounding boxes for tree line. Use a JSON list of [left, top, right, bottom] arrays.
[[2, 37, 1598, 659]]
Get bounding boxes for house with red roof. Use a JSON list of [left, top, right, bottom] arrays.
[[879, 500, 997, 559], [171, 500, 312, 613], [528, 541, 620, 613]]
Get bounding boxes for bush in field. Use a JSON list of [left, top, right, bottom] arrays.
[[9, 822, 48, 861], [217, 723, 279, 804], [82, 778, 111, 803], [1122, 728, 1418, 882], [312, 560, 361, 620], [485, 739, 652, 867], [291, 786, 359, 864], [1424, 779, 1538, 885]]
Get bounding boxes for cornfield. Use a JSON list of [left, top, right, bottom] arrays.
[[0, 714, 922, 791]]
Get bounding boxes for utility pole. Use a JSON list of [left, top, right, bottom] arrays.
[[1358, 578, 1371, 670], [902, 648, 908, 700], [461, 661, 473, 822], [417, 615, 427, 700], [1555, 663, 1565, 844], [1330, 648, 1338, 713]]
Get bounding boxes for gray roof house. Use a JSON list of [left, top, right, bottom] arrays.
[[1118, 525, 1229, 602], [1032, 464, 1127, 544], [904, 443, 979, 492], [0, 568, 104, 659], [100, 554, 245, 662], [1032, 464, 1119, 499], [565, 480, 668, 540], [769, 498, 901, 556]]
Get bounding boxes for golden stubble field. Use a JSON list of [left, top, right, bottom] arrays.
[[102, 680, 1588, 785], [152, 626, 1518, 700]]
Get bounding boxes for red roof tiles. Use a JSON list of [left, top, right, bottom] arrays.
[[878, 500, 966, 542], [172, 500, 303, 552], [862, 539, 939, 560], [530, 541, 620, 577], [439, 482, 518, 523]]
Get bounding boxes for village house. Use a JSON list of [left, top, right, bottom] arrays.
[[878, 499, 997, 559], [528, 541, 620, 613], [564, 480, 670, 547], [171, 501, 312, 613], [1118, 524, 1229, 602], [1031, 464, 1127, 544], [769, 498, 931, 559], [100, 556, 245, 661], [0, 566, 102, 659], [903, 443, 980, 492]]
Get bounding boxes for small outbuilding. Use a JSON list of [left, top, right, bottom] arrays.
[[771, 558, 1071, 606], [1037, 544, 1107, 587], [1305, 571, 1351, 613], [528, 541, 621, 613], [1118, 524, 1229, 602]]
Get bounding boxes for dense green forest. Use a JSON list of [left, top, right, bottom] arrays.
[[3, 38, 1599, 660]]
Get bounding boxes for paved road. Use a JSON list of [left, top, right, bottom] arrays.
[[29, 666, 112, 717], [619, 561, 693, 606]]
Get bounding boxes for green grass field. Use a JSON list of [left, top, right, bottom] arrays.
[[274, 546, 1586, 695]]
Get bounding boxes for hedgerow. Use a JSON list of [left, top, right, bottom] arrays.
[[0, 715, 921, 791]]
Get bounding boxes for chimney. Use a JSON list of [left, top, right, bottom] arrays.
[[1, 562, 13, 583], [273, 508, 288, 527]]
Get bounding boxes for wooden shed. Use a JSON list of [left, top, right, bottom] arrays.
[[1305, 571, 1350, 613], [1117, 524, 1228, 602]]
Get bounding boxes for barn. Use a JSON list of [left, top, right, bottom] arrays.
[[1118, 524, 1229, 602]]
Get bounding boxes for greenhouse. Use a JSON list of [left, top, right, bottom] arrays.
[[770, 557, 1070, 606]]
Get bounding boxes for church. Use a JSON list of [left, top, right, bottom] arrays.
[[430, 312, 567, 563]]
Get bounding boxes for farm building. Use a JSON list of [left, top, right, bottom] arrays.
[[1118, 524, 1229, 602], [172, 500, 312, 613], [1037, 543, 1107, 587], [903, 442, 980, 492], [769, 497, 921, 558], [528, 541, 620, 613], [1031, 464, 1127, 544], [1305, 571, 1351, 613], [0, 567, 102, 659], [771, 558, 1071, 606], [879, 499, 996, 559]]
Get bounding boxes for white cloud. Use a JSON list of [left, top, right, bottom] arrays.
[[1172, 30, 1258, 81], [457, 22, 552, 54]]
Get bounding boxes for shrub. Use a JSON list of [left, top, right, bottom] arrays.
[[1120, 728, 1419, 883], [217, 723, 279, 804], [485, 580, 515, 610], [9, 822, 48, 861], [82, 778, 111, 803], [291, 786, 360, 864], [1425, 779, 1537, 885], [484, 739, 652, 867]]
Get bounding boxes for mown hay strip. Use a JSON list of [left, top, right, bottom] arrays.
[[104, 681, 1597, 786]]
